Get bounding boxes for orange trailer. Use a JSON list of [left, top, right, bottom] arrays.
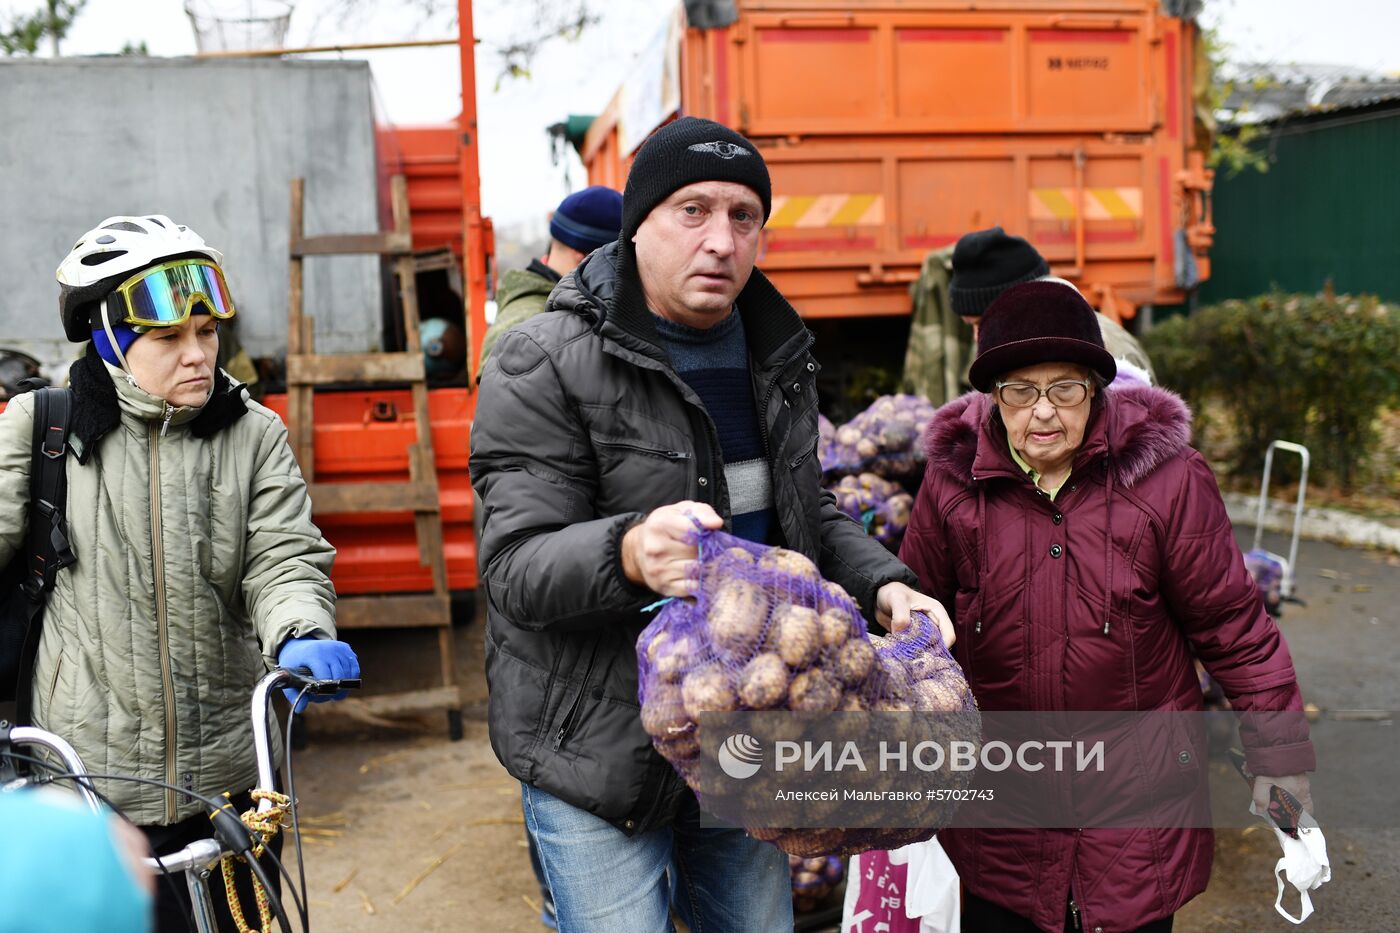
[[580, 0, 1214, 323]]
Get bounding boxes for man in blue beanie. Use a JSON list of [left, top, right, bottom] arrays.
[[478, 185, 622, 370]]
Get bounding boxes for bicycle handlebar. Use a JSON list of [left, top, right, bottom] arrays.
[[5, 726, 104, 814], [5, 668, 359, 933], [5, 667, 360, 818], [251, 667, 359, 812]]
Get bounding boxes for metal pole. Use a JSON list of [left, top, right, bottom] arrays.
[[1252, 444, 1274, 554], [193, 37, 458, 59], [185, 863, 223, 933], [1271, 441, 1310, 600], [459, 0, 489, 385]]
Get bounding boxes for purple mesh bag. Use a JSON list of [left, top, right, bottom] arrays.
[[828, 473, 916, 552], [636, 526, 978, 857], [821, 394, 937, 481]]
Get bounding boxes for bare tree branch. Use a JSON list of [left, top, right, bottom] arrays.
[[307, 0, 597, 86]]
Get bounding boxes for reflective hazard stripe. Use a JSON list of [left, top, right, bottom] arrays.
[[768, 194, 884, 228], [1029, 187, 1143, 221]]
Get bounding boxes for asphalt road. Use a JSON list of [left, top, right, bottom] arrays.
[[1172, 532, 1400, 932]]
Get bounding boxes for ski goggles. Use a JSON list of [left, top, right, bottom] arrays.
[[111, 258, 237, 327]]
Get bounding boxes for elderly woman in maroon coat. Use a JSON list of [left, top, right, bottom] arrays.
[[900, 281, 1315, 933]]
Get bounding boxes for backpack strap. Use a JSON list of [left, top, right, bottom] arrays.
[[23, 387, 76, 597], [14, 387, 73, 724]]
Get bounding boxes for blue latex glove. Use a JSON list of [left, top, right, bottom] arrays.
[[276, 637, 360, 712]]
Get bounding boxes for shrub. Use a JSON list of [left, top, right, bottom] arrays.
[[1142, 292, 1400, 491]]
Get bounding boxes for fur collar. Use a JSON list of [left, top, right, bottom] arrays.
[[67, 344, 249, 463], [922, 383, 1193, 489]]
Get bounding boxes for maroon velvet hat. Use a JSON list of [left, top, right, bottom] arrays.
[[967, 280, 1117, 392]]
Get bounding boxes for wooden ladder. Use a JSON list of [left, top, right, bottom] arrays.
[[286, 174, 463, 740]]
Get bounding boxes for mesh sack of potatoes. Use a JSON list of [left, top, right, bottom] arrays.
[[820, 394, 938, 482], [828, 473, 916, 553], [636, 527, 979, 857]]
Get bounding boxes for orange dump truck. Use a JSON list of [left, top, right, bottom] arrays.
[[580, 0, 1213, 324]]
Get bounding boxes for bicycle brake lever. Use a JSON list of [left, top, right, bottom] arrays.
[[284, 666, 362, 695]]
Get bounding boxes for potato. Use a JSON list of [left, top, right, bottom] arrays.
[[873, 697, 913, 713], [640, 682, 692, 738], [887, 493, 913, 521], [855, 438, 879, 459], [645, 630, 670, 665], [723, 546, 756, 565], [836, 425, 862, 446], [817, 608, 855, 649], [834, 638, 875, 687], [653, 633, 697, 683], [681, 664, 739, 720], [758, 547, 820, 583], [776, 828, 848, 859], [704, 545, 758, 589], [738, 652, 790, 709], [838, 692, 867, 712], [912, 679, 965, 713], [878, 423, 915, 451], [707, 580, 770, 660], [820, 580, 854, 609], [906, 651, 954, 683], [789, 669, 842, 712], [770, 605, 820, 669], [656, 730, 701, 762]]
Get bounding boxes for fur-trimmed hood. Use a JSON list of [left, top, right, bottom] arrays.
[[922, 383, 1193, 489]]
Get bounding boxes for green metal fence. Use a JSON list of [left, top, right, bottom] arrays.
[[1200, 101, 1400, 304]]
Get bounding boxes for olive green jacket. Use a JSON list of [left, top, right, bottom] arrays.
[[0, 354, 336, 825], [478, 261, 561, 371]]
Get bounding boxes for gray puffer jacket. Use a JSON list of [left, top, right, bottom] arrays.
[[0, 348, 336, 825], [470, 240, 918, 834]]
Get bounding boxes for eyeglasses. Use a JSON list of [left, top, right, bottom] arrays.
[[112, 258, 236, 327], [994, 379, 1092, 409]]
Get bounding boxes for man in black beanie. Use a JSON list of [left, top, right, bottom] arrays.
[[471, 117, 951, 931], [949, 225, 1156, 384]]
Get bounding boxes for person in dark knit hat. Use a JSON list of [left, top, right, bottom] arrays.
[[478, 184, 623, 370], [471, 116, 952, 931], [949, 226, 1049, 324], [898, 280, 1315, 931], [949, 226, 1156, 384]]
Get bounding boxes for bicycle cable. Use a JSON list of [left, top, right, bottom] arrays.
[[284, 685, 313, 933]]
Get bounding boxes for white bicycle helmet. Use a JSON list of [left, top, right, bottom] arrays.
[[56, 215, 223, 342]]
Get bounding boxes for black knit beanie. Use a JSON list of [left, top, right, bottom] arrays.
[[621, 117, 772, 241], [949, 226, 1050, 318]]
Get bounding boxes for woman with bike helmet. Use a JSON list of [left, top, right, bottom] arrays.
[[0, 215, 359, 932]]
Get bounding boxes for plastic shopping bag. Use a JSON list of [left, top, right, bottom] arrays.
[[1253, 802, 1331, 924], [841, 838, 959, 933]]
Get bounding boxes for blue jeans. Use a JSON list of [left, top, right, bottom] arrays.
[[521, 783, 792, 933]]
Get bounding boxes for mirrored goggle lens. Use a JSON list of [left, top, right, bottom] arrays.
[[125, 263, 235, 325]]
